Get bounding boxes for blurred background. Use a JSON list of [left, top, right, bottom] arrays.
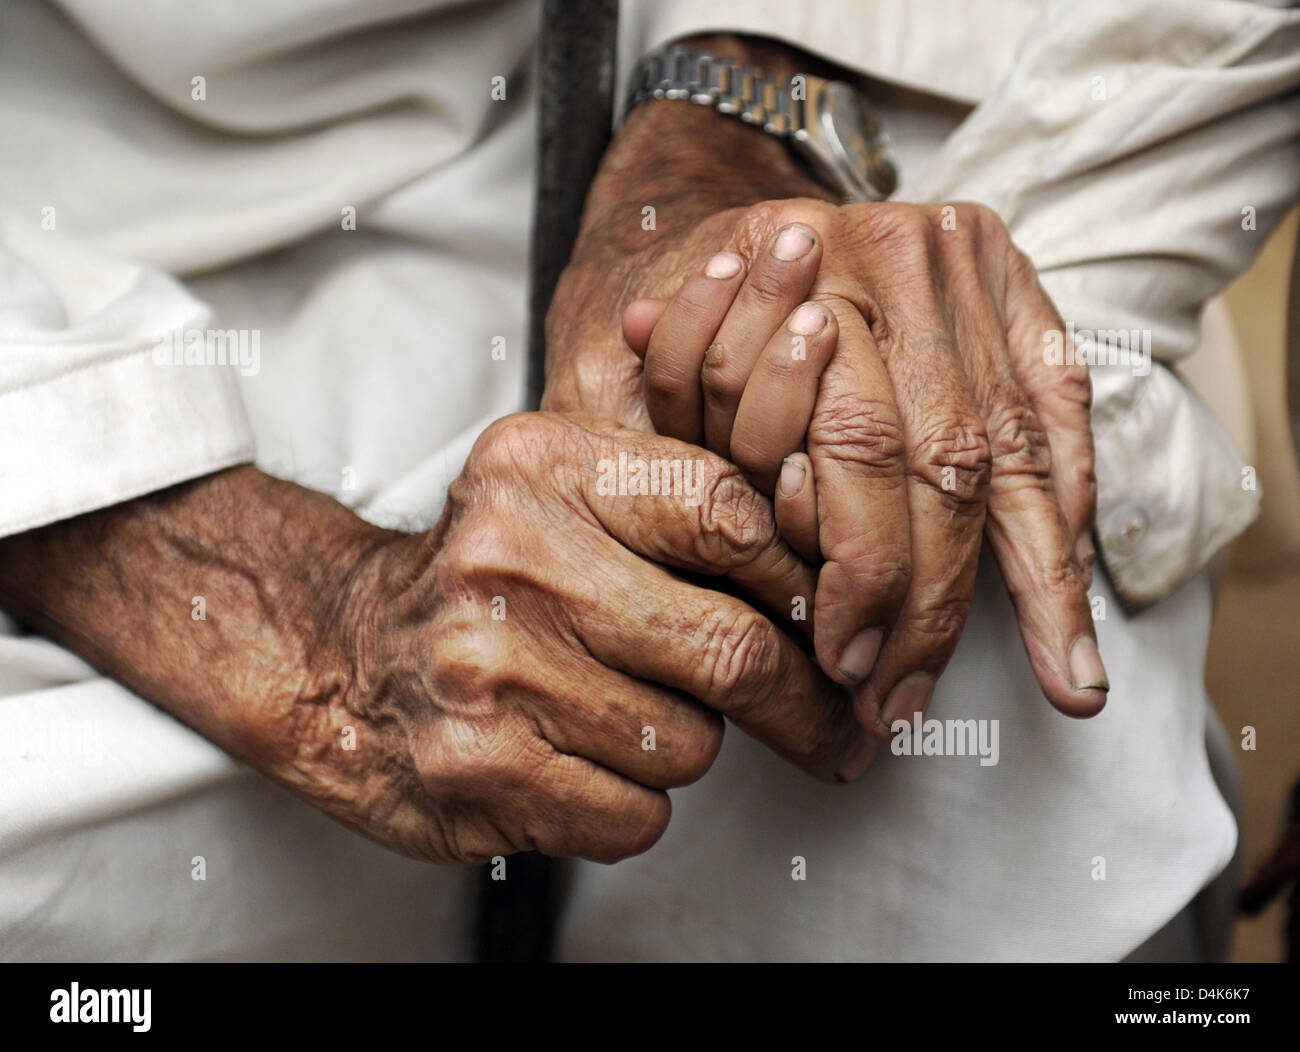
[[1195, 205, 1298, 962]]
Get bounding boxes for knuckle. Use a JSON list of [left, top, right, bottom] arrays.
[[779, 197, 839, 231], [1013, 546, 1086, 611], [437, 520, 528, 590], [812, 391, 906, 477], [735, 199, 835, 251], [965, 201, 1009, 241], [694, 467, 778, 567], [987, 401, 1053, 480], [419, 716, 533, 801], [1002, 241, 1041, 291], [698, 607, 783, 706], [1007, 241, 1036, 274], [1059, 433, 1099, 515], [561, 351, 639, 414], [666, 714, 725, 785], [523, 750, 596, 809], [758, 340, 804, 387], [602, 797, 672, 862], [465, 412, 565, 480], [908, 414, 992, 506], [742, 264, 798, 309], [728, 434, 775, 482], [902, 593, 971, 653], [1006, 549, 1085, 611], [735, 201, 788, 246], [1058, 357, 1095, 410], [434, 629, 507, 701], [788, 715, 850, 775], [1038, 549, 1086, 599], [856, 203, 935, 263], [643, 358, 693, 405], [823, 547, 911, 610], [699, 355, 745, 405], [1073, 459, 1099, 506], [443, 812, 505, 866], [767, 682, 855, 773], [673, 276, 725, 322]]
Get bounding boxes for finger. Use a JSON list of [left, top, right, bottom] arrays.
[[729, 301, 837, 495], [982, 392, 1108, 718], [575, 557, 875, 783], [507, 748, 674, 864], [530, 658, 725, 790], [421, 715, 671, 864], [571, 424, 873, 780], [933, 212, 1103, 718], [774, 452, 820, 563], [702, 223, 823, 455], [957, 322, 1107, 719], [578, 422, 818, 634], [850, 320, 992, 741], [803, 300, 911, 688], [623, 298, 668, 356], [641, 252, 747, 443], [1002, 251, 1098, 575]]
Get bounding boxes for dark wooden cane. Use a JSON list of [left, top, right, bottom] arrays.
[[473, 0, 619, 963]]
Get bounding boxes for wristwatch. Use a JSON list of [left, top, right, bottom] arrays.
[[624, 43, 898, 202]]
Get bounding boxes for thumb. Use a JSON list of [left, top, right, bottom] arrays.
[[622, 298, 669, 356]]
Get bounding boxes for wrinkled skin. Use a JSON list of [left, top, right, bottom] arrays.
[[549, 161, 1104, 738], [0, 419, 871, 867], [318, 413, 872, 863]]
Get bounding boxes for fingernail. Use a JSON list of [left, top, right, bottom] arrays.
[[1069, 636, 1109, 691], [850, 682, 897, 740], [837, 628, 884, 684], [705, 251, 742, 279], [788, 302, 827, 335], [880, 673, 935, 727], [835, 735, 877, 783], [773, 224, 815, 261], [778, 457, 805, 497]]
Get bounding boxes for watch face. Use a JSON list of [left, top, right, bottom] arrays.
[[817, 81, 897, 199]]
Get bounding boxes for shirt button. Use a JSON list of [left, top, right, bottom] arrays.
[[1105, 503, 1150, 556]]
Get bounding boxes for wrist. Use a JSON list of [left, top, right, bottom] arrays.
[[575, 98, 831, 264], [0, 467, 395, 777], [575, 33, 838, 254], [543, 34, 841, 420]]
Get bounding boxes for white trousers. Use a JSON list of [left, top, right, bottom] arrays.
[[0, 559, 1235, 961]]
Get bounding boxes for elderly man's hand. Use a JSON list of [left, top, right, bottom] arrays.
[[329, 412, 869, 862], [0, 417, 870, 867], [547, 89, 1105, 738]]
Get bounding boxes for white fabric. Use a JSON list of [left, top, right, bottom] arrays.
[[0, 211, 256, 535], [558, 556, 1232, 961], [0, 0, 1284, 959], [621, 0, 1300, 608], [0, 0, 536, 961]]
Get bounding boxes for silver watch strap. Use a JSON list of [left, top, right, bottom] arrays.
[[626, 44, 803, 139]]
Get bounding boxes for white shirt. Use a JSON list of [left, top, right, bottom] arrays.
[[0, 0, 1294, 959], [621, 0, 1300, 607]]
